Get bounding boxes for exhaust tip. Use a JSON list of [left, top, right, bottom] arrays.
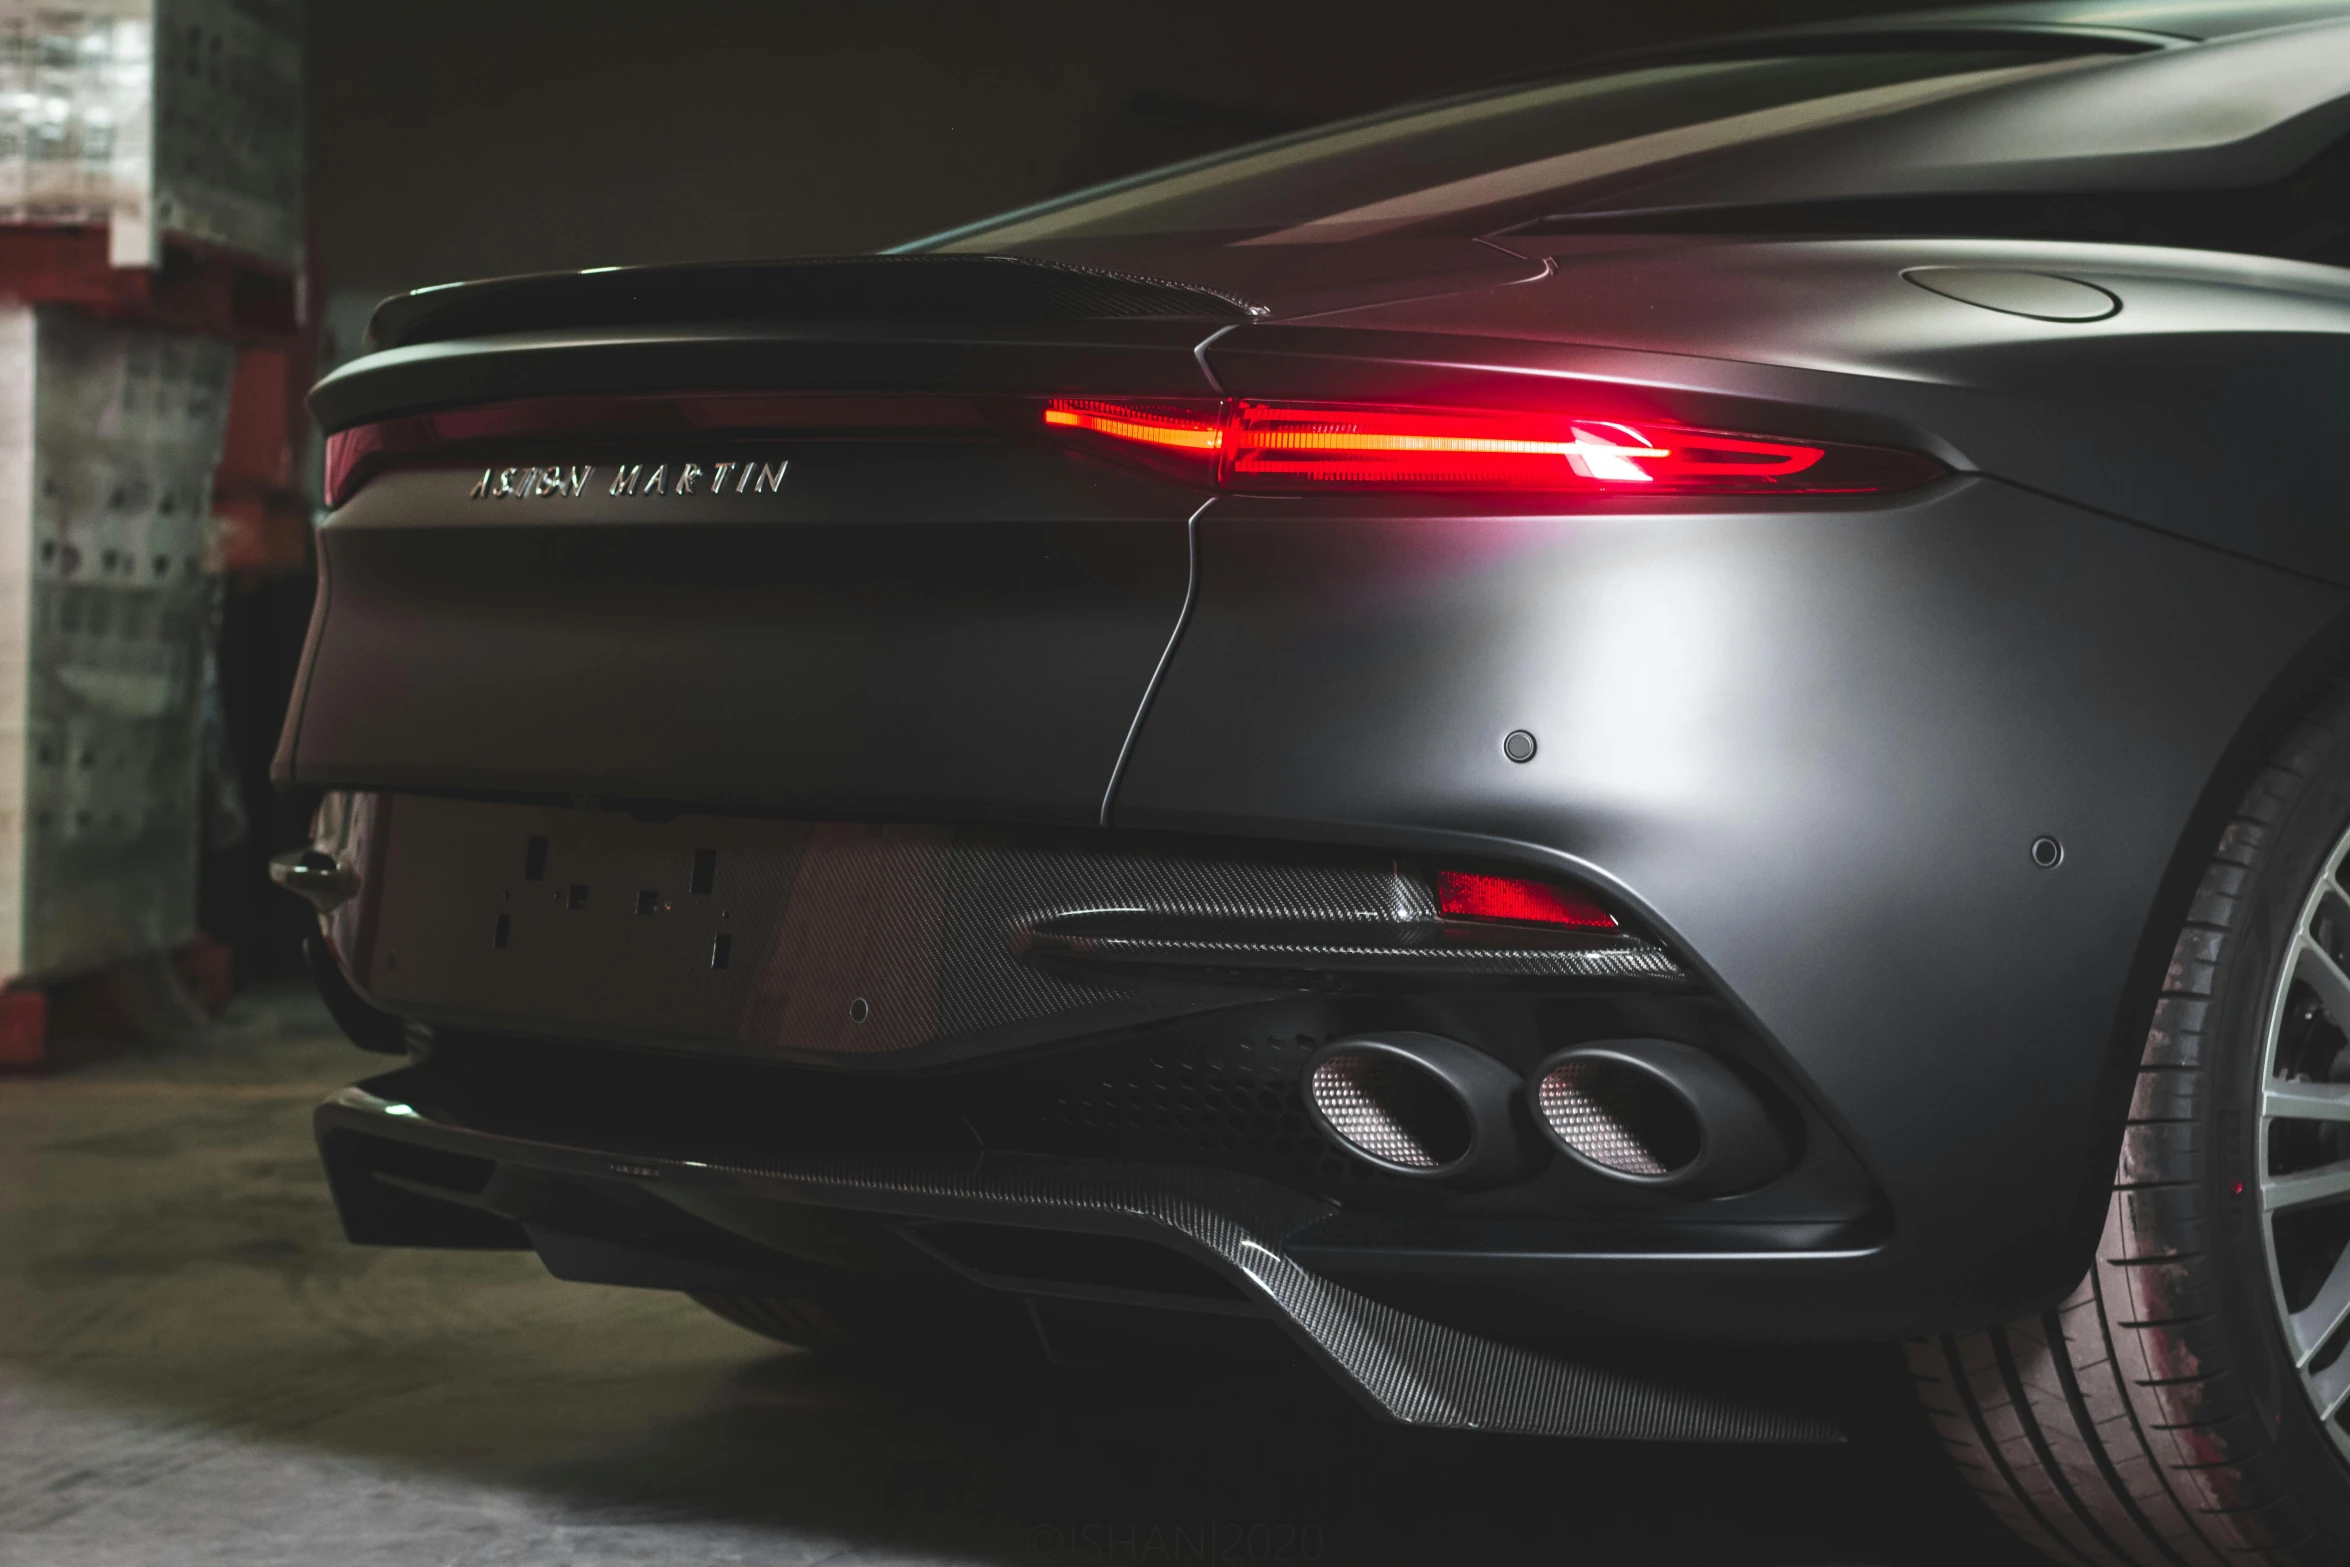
[[1307, 1046, 1472, 1172], [1303, 1034, 1526, 1182], [1533, 1039, 1795, 1194], [1535, 1056, 1702, 1179]]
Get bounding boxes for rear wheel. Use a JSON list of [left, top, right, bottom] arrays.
[[1912, 681, 2350, 1565]]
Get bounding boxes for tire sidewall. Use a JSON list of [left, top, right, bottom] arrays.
[[2204, 710, 2350, 1538]]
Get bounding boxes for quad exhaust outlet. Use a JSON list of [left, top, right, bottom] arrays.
[[1305, 1033, 1794, 1195]]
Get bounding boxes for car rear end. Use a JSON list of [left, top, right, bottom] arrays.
[[285, 13, 2350, 1444]]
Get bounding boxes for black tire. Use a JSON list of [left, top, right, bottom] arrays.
[[692, 1290, 1051, 1370], [1911, 680, 2350, 1566]]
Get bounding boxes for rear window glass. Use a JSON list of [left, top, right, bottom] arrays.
[[924, 49, 2100, 249]]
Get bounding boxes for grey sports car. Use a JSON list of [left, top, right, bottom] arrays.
[[277, 3, 2350, 1560]]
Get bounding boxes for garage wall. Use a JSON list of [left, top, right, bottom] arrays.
[[307, 0, 1941, 303]]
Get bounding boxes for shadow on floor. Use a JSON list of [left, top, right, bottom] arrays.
[[0, 986, 2039, 1567]]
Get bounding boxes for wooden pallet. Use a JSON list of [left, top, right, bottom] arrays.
[[0, 935, 235, 1071], [0, 224, 314, 575]]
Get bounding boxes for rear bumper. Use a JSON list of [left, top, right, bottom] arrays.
[[306, 797, 1896, 1341], [316, 1065, 1842, 1444], [289, 469, 2350, 1337]]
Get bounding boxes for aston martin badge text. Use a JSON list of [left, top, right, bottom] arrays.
[[469, 460, 788, 500]]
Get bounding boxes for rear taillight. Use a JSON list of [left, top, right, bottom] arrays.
[[1041, 396, 1939, 496], [1040, 397, 1223, 452], [319, 389, 1938, 509]]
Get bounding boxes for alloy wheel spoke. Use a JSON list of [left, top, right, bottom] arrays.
[[2259, 837, 2350, 1457], [2315, 1355, 2350, 1426], [2263, 1158, 2350, 1213], [2298, 937, 2350, 1030], [2289, 1248, 2350, 1365], [2321, 883, 2350, 936], [2265, 1079, 2350, 1123]]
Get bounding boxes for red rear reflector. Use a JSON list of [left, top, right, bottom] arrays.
[[1044, 397, 1938, 495], [1436, 870, 1617, 930]]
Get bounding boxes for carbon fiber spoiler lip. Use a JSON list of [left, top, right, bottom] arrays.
[[318, 1078, 1845, 1444]]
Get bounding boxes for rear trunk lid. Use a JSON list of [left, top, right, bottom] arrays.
[[282, 248, 1535, 824]]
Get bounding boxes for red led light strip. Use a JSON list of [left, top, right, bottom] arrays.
[[1246, 418, 1669, 475], [1041, 397, 1936, 495], [1042, 398, 1224, 452]]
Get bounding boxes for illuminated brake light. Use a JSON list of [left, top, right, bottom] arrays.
[[1227, 402, 1826, 492], [1042, 396, 1936, 495], [1245, 413, 1670, 482], [1436, 870, 1618, 930], [1041, 398, 1222, 452]]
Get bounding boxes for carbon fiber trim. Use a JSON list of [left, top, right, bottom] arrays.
[[322, 1083, 1841, 1444], [335, 795, 1686, 1067], [1019, 917, 1685, 979]]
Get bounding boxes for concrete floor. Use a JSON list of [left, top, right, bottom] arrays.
[[0, 986, 2039, 1567]]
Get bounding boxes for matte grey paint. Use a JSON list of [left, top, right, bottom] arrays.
[[1253, 238, 2350, 584], [1559, 17, 2350, 217], [1901, 265, 2120, 319], [1109, 479, 2345, 1317], [296, 448, 1197, 822], [1854, 1, 2350, 39]]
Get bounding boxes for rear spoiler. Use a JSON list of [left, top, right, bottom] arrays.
[[366, 254, 1260, 353]]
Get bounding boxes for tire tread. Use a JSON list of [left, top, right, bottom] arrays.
[[1918, 695, 2350, 1566]]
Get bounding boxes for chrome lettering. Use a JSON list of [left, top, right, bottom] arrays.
[[475, 457, 779, 498]]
